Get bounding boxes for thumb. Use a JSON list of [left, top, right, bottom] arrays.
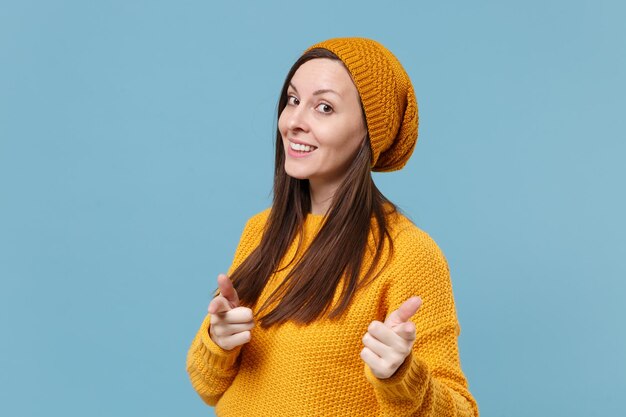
[[384, 296, 422, 328], [208, 295, 232, 314], [217, 273, 240, 308]]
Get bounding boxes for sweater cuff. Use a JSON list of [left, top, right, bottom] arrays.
[[197, 314, 242, 371], [364, 351, 430, 400]]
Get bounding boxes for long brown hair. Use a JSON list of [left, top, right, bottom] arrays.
[[228, 48, 398, 328]]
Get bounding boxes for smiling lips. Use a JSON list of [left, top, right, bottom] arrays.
[[290, 141, 316, 152], [288, 140, 317, 157]]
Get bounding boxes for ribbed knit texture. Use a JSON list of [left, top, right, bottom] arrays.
[[186, 209, 478, 416], [304, 37, 419, 172]]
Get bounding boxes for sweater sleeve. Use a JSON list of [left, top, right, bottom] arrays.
[[364, 226, 479, 417], [186, 209, 268, 406]]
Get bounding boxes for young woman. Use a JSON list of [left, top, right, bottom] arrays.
[[186, 37, 479, 416]]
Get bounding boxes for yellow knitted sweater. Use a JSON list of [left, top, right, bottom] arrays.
[[186, 208, 478, 416]]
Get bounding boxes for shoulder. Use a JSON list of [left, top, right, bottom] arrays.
[[388, 212, 446, 255], [229, 208, 270, 260], [240, 207, 271, 236], [385, 211, 450, 276], [246, 207, 271, 226]]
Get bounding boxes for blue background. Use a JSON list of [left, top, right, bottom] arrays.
[[1, 1, 624, 416]]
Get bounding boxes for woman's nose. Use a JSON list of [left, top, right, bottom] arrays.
[[286, 105, 309, 133]]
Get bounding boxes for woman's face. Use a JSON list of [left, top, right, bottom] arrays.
[[278, 58, 367, 186]]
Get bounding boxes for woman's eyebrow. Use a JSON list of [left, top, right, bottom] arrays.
[[313, 88, 341, 97], [289, 82, 341, 98]]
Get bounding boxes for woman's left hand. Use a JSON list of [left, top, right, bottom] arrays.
[[360, 296, 423, 379]]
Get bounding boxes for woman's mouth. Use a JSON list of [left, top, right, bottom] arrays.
[[287, 141, 317, 158]]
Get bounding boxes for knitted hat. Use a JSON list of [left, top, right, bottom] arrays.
[[303, 37, 418, 172]]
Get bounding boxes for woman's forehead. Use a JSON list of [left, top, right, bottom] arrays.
[[290, 58, 357, 98]]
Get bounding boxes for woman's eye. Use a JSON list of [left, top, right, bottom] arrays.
[[287, 95, 299, 105], [316, 103, 333, 114]]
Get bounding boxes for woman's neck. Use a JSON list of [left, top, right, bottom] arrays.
[[309, 178, 341, 215]]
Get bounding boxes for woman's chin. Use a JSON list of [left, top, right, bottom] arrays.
[[285, 171, 311, 180], [284, 164, 313, 180]]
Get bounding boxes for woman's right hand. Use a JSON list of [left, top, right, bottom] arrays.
[[207, 273, 255, 351]]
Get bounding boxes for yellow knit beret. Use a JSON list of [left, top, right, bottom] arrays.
[[304, 37, 418, 172]]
